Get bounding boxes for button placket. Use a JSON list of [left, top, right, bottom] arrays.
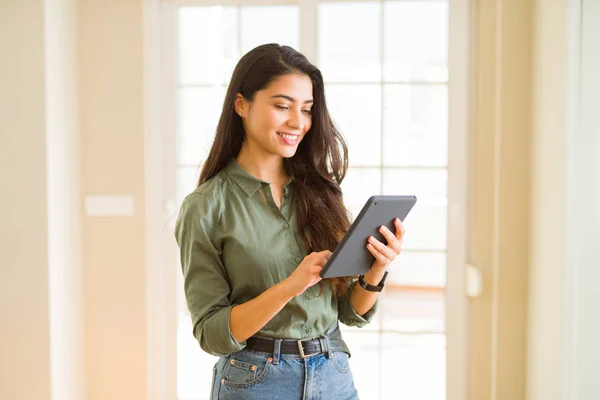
[[261, 184, 285, 218]]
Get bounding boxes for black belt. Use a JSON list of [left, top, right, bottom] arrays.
[[245, 326, 350, 358]]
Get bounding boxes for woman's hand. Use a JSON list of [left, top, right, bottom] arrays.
[[366, 217, 405, 271], [231, 250, 330, 343], [283, 250, 332, 297]]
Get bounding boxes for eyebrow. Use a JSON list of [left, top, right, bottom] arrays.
[[270, 94, 314, 104]]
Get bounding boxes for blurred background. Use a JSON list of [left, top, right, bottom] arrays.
[[1, 1, 599, 400]]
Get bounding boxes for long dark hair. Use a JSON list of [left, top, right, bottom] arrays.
[[199, 44, 354, 296]]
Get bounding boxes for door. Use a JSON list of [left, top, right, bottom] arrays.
[[159, 1, 470, 399]]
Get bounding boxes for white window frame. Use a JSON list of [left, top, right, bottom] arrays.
[[143, 0, 472, 399]]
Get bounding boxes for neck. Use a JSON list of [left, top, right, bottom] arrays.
[[236, 142, 289, 184]]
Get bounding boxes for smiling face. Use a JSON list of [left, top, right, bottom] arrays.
[[235, 73, 314, 159]]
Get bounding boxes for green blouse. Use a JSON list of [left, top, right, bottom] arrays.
[[175, 158, 378, 356]]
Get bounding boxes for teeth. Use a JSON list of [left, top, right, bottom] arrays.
[[278, 133, 298, 140]]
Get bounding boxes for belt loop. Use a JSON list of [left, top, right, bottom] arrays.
[[319, 337, 328, 359], [322, 335, 333, 359], [272, 339, 282, 365]]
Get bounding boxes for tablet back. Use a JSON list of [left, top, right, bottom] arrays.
[[320, 195, 417, 279]]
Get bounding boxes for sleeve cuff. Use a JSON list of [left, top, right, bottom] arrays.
[[337, 283, 380, 328], [196, 306, 247, 356]]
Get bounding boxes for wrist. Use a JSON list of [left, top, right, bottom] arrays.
[[277, 278, 297, 299], [363, 267, 387, 286]]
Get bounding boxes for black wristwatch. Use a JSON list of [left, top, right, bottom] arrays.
[[358, 271, 389, 292]]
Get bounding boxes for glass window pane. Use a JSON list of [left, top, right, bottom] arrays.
[[341, 168, 382, 221], [382, 168, 447, 197], [326, 84, 382, 167], [340, 331, 382, 400], [387, 251, 446, 287], [178, 87, 226, 166], [318, 2, 381, 83], [177, 318, 218, 399], [176, 166, 201, 207], [381, 333, 446, 399], [178, 7, 239, 85], [382, 169, 447, 250], [380, 289, 445, 332], [240, 6, 299, 54], [401, 199, 446, 251], [383, 84, 448, 167], [383, 1, 449, 82]]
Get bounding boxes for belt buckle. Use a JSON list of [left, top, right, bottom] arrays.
[[297, 339, 319, 359]]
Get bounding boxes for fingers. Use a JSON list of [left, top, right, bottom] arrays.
[[312, 250, 332, 266], [394, 218, 405, 241], [378, 225, 400, 254], [315, 257, 328, 267], [377, 224, 402, 255], [366, 220, 406, 267], [309, 263, 323, 284], [317, 250, 332, 258], [367, 236, 396, 260], [311, 266, 324, 277], [367, 240, 391, 266]]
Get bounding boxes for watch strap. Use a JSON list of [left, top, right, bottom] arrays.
[[358, 271, 389, 292]]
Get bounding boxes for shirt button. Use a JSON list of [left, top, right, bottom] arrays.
[[305, 327, 312, 334], [295, 256, 302, 263], [283, 223, 290, 229], [305, 293, 312, 300]]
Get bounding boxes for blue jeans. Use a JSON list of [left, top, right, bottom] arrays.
[[210, 348, 360, 399]]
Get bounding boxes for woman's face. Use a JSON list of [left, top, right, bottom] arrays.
[[235, 74, 314, 159]]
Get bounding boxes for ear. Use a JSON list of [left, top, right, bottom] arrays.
[[234, 93, 247, 118]]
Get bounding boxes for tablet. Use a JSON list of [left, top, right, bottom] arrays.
[[319, 195, 417, 279]]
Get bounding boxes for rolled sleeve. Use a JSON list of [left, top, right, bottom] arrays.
[[337, 281, 380, 328], [175, 193, 246, 356]]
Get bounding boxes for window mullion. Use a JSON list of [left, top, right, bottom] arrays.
[[299, 0, 318, 64]]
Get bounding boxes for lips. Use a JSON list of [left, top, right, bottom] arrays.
[[276, 132, 300, 140], [276, 132, 300, 145]]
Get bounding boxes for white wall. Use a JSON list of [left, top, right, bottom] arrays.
[[565, 0, 600, 397], [0, 1, 52, 399], [529, 0, 600, 399], [79, 0, 148, 398], [2, 1, 150, 398], [1, 1, 84, 399]]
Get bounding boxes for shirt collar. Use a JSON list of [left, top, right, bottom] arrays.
[[224, 158, 294, 197]]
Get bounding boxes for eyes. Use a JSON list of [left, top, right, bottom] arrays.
[[274, 104, 313, 115]]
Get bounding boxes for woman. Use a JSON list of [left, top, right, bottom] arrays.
[[175, 43, 405, 400]]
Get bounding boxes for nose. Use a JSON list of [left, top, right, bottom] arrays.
[[287, 109, 304, 130]]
